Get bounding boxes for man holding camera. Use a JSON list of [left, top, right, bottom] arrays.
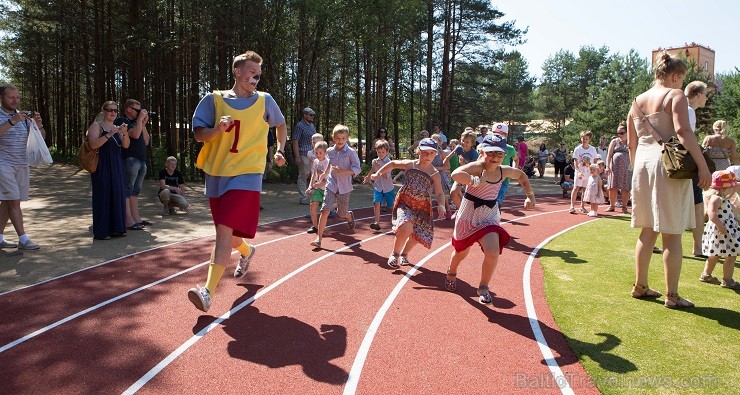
[[115, 99, 151, 230], [0, 84, 44, 250]]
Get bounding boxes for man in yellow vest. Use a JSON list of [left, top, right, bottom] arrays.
[[188, 51, 287, 312]]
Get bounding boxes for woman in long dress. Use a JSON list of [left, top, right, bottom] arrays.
[[88, 101, 130, 240], [627, 54, 711, 308]]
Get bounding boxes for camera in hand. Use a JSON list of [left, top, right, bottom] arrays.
[[26, 111, 33, 117]]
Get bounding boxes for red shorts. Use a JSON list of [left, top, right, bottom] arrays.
[[209, 190, 260, 238], [451, 225, 510, 254]]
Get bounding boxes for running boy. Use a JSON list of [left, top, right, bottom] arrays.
[[310, 124, 361, 247], [306, 141, 330, 233], [364, 139, 396, 230]]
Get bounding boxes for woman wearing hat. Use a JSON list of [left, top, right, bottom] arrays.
[[444, 135, 536, 304], [370, 137, 447, 269], [699, 170, 740, 289]]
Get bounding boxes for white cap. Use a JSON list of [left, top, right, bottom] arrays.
[[492, 123, 508, 137]]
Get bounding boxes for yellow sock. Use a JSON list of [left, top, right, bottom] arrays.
[[205, 263, 226, 296], [235, 240, 251, 256]]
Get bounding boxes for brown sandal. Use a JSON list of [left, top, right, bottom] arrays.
[[664, 293, 694, 309], [631, 283, 662, 298], [445, 270, 457, 292]]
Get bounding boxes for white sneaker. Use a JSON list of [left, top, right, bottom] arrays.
[[587, 211, 598, 217], [187, 285, 211, 312], [387, 253, 400, 269], [18, 239, 39, 250], [0, 240, 17, 248], [234, 244, 256, 278]]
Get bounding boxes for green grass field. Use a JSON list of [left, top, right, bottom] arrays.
[[540, 215, 739, 395]]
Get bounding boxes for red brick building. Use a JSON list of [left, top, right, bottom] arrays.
[[652, 43, 715, 79]]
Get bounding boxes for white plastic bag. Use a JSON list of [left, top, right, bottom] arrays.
[[26, 120, 53, 167]]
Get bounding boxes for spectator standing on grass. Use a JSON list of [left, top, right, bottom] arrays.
[[628, 53, 711, 308], [159, 156, 189, 216], [699, 170, 740, 290], [703, 119, 738, 171], [292, 107, 316, 205], [605, 123, 632, 213], [685, 80, 711, 258], [0, 84, 44, 250]]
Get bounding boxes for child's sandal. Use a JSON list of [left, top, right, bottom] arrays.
[[631, 283, 662, 298], [445, 270, 457, 292]]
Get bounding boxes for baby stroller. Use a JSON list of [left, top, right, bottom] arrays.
[[521, 156, 536, 178]]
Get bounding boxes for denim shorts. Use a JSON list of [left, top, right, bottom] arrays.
[[124, 157, 147, 197]]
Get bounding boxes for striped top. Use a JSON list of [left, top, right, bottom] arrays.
[[0, 109, 31, 166], [452, 167, 504, 241]]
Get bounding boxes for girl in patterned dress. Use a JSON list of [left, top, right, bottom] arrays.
[[699, 170, 740, 289], [445, 135, 536, 304], [370, 138, 447, 269]]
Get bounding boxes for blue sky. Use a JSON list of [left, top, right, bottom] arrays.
[[495, 0, 737, 79]]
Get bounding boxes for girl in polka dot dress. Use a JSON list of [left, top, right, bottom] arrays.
[[700, 170, 740, 289]]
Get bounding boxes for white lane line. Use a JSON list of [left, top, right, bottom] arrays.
[[343, 242, 451, 395], [0, 213, 311, 297], [342, 208, 572, 395], [522, 220, 596, 395], [0, 214, 380, 354], [121, 230, 395, 395]]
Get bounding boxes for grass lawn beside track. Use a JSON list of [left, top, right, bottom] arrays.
[[541, 215, 739, 395]]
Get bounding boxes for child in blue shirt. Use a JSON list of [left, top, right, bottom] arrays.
[[364, 140, 396, 230]]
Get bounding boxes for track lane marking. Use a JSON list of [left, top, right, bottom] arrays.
[[121, 229, 396, 394], [522, 219, 596, 395], [0, 213, 381, 354], [343, 209, 572, 394], [0, 214, 312, 297]]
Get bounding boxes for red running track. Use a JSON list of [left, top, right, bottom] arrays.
[[0, 195, 604, 394]]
